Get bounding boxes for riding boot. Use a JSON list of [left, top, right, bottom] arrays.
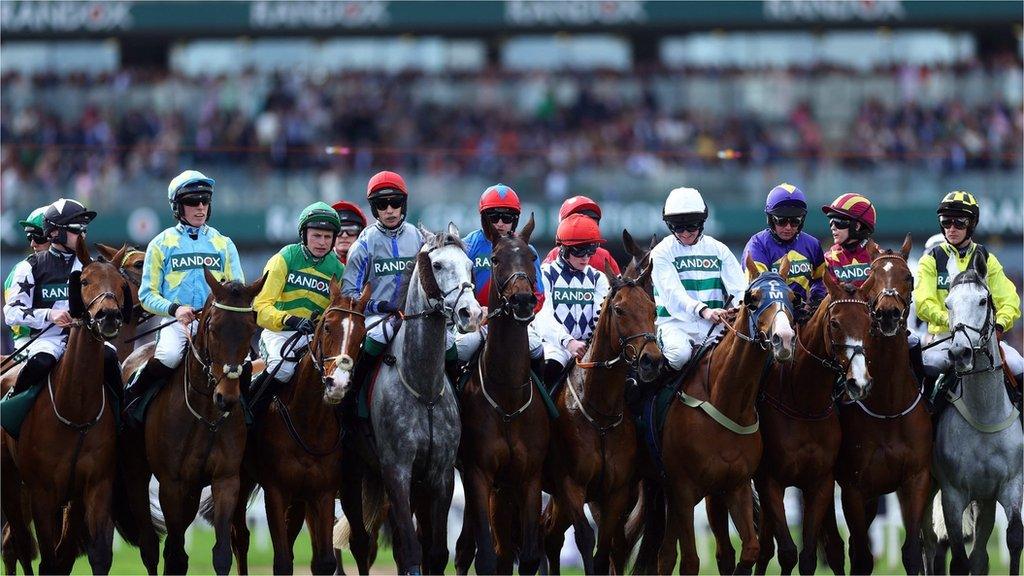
[[344, 349, 382, 421], [11, 352, 56, 395], [529, 353, 546, 385], [102, 345, 124, 407], [543, 359, 564, 394], [123, 358, 174, 415], [445, 359, 465, 391], [250, 376, 289, 420], [909, 336, 927, 386]]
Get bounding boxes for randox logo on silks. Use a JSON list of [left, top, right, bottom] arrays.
[[41, 283, 68, 302], [833, 263, 870, 283], [771, 256, 813, 277], [373, 257, 414, 277], [169, 253, 224, 272], [286, 271, 331, 296], [936, 272, 950, 290], [474, 256, 491, 270], [552, 287, 596, 306], [673, 256, 721, 273]]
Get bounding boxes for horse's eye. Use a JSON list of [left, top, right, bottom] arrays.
[[614, 306, 625, 316], [134, 262, 144, 269], [491, 257, 500, 266], [80, 279, 90, 286], [979, 298, 987, 306]]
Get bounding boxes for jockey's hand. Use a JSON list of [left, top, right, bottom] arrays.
[[175, 305, 196, 326], [701, 307, 729, 325], [723, 308, 738, 323], [285, 315, 316, 335], [48, 308, 73, 327], [376, 301, 398, 314], [567, 339, 587, 359]]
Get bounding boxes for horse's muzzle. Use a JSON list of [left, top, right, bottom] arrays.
[[845, 377, 873, 401], [771, 333, 795, 362], [638, 353, 662, 383], [213, 391, 236, 412]]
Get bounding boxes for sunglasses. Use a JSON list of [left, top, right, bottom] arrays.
[[338, 226, 362, 237], [770, 215, 804, 228], [577, 210, 600, 221], [26, 232, 47, 244], [566, 243, 599, 258], [180, 195, 211, 207], [829, 217, 853, 230], [667, 220, 703, 233], [486, 212, 518, 225], [940, 217, 970, 230], [371, 197, 405, 211]]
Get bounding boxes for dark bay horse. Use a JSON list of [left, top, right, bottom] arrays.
[[95, 243, 147, 363], [753, 269, 875, 575], [632, 255, 797, 575], [542, 255, 663, 575], [822, 236, 933, 575], [226, 279, 370, 575], [1, 241, 133, 574], [456, 215, 550, 575], [120, 269, 265, 575]]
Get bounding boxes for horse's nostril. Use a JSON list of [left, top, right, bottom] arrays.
[[458, 308, 471, 321]]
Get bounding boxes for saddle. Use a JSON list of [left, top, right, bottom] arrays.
[[451, 343, 558, 420], [0, 383, 44, 440]]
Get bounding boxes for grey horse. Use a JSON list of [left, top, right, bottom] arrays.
[[369, 223, 483, 575], [929, 253, 1023, 575]]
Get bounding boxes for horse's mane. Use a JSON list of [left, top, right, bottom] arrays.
[[393, 229, 466, 306], [951, 268, 986, 290]]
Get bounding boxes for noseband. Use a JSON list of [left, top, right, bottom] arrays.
[[76, 289, 127, 340], [798, 297, 870, 395], [948, 278, 998, 376], [576, 280, 656, 371], [488, 270, 536, 323], [724, 272, 794, 350], [867, 254, 910, 335]]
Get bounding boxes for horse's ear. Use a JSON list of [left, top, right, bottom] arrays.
[[121, 280, 134, 324], [859, 273, 876, 296], [329, 275, 341, 301], [866, 240, 881, 261], [67, 270, 84, 319], [416, 251, 442, 300], [248, 272, 269, 299], [447, 221, 460, 239], [204, 267, 226, 302], [648, 235, 658, 251], [519, 213, 535, 246], [111, 244, 129, 269], [777, 255, 791, 282], [971, 250, 987, 279], [76, 238, 92, 266], [358, 281, 373, 309], [603, 260, 617, 282], [823, 268, 843, 298], [418, 224, 436, 246], [622, 229, 640, 259], [95, 243, 117, 262], [899, 233, 912, 260], [744, 253, 758, 282], [637, 256, 653, 288]]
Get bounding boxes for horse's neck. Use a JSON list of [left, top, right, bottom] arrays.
[[866, 332, 918, 410], [285, 353, 333, 428], [114, 323, 137, 361], [784, 312, 837, 409], [482, 314, 531, 393], [397, 276, 445, 390], [577, 315, 627, 415], [52, 327, 105, 418], [959, 338, 1012, 419], [708, 323, 768, 421]]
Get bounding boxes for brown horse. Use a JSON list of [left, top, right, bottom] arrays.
[[752, 270, 876, 575], [456, 216, 549, 575], [822, 236, 933, 575], [1, 241, 133, 574], [95, 243, 147, 363], [542, 254, 663, 575], [227, 280, 370, 575], [632, 255, 797, 575], [119, 269, 265, 575]]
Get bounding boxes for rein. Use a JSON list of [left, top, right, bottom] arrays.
[[182, 300, 255, 431], [867, 253, 910, 335], [478, 357, 533, 423], [487, 270, 536, 323], [797, 298, 870, 385]]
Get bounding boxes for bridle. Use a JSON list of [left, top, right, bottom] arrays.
[[797, 297, 870, 396], [720, 272, 795, 350], [183, 300, 254, 431], [866, 253, 910, 336], [576, 277, 657, 371], [487, 269, 536, 323], [308, 304, 364, 386], [403, 244, 475, 325], [947, 276, 999, 376]]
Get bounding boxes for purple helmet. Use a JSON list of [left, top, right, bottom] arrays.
[[765, 183, 808, 217]]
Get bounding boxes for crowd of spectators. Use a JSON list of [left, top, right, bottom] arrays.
[[1, 59, 1021, 205]]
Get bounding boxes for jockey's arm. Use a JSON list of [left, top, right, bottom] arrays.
[[340, 238, 375, 311], [221, 236, 245, 282], [651, 249, 706, 319], [912, 253, 948, 332], [253, 253, 290, 332], [2, 261, 50, 331], [139, 240, 175, 317], [985, 253, 1022, 332], [535, 268, 573, 348]]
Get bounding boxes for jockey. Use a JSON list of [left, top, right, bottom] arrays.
[[331, 200, 367, 265], [537, 214, 610, 391], [652, 187, 745, 373], [3, 199, 121, 397], [821, 193, 878, 288], [4, 205, 51, 355], [456, 183, 546, 383], [741, 183, 826, 322], [542, 195, 621, 276], [250, 202, 345, 410], [123, 170, 244, 412], [914, 190, 1023, 386], [343, 171, 456, 417]]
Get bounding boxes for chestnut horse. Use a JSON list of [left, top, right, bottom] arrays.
[[752, 270, 876, 575], [1, 242, 132, 574], [223, 279, 369, 575], [821, 236, 933, 575], [632, 256, 797, 575], [119, 269, 265, 575], [542, 255, 663, 575], [455, 216, 549, 575], [95, 243, 147, 363]]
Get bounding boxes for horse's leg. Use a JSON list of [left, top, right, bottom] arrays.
[[541, 495, 570, 575], [595, 484, 632, 575], [799, 477, 835, 576], [491, 488, 516, 575], [706, 494, 737, 575], [338, 465, 371, 575], [967, 499, 996, 574], [307, 491, 338, 575], [840, 485, 873, 575], [288, 501, 306, 548], [555, 480, 593, 575], [229, 482, 251, 576], [939, 487, 970, 576], [455, 489, 477, 576], [28, 487, 62, 574], [158, 480, 197, 575], [661, 482, 699, 575], [209, 475, 242, 576], [120, 450, 159, 575], [82, 475, 116, 575], [753, 472, 776, 575], [263, 485, 295, 575], [998, 478, 1023, 576], [424, 473, 455, 576], [726, 479, 761, 575], [517, 474, 545, 575], [819, 499, 846, 575], [897, 471, 930, 575], [760, 475, 797, 576], [381, 464, 420, 574], [1, 466, 36, 576], [463, 466, 497, 575]]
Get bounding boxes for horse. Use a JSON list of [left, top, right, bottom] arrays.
[[222, 279, 370, 575], [0, 241, 133, 574], [821, 236, 933, 575], [455, 214, 549, 576], [631, 255, 797, 575], [95, 243, 147, 363], [927, 253, 1022, 575], [541, 252, 663, 575], [119, 269, 266, 575], [752, 269, 876, 575]]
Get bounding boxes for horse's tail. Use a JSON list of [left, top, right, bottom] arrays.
[[932, 493, 978, 546], [628, 479, 666, 576], [112, 463, 142, 546], [334, 475, 389, 553], [198, 482, 262, 526], [751, 480, 761, 534]]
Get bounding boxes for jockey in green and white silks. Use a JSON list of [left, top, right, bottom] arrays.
[[4, 205, 51, 356], [651, 187, 746, 371], [124, 170, 243, 414]]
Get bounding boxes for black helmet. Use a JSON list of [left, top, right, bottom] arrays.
[[43, 198, 96, 237]]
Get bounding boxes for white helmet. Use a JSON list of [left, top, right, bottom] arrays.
[[664, 187, 708, 219]]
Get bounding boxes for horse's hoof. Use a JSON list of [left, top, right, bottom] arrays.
[[406, 566, 422, 575]]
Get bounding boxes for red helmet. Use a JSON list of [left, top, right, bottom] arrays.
[[822, 193, 876, 232], [331, 201, 368, 228], [366, 171, 408, 199], [478, 184, 521, 213], [556, 214, 605, 246], [559, 195, 601, 221]]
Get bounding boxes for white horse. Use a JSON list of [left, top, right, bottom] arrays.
[[929, 253, 1022, 575]]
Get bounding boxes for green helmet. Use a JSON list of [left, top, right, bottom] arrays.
[[18, 206, 48, 233], [298, 202, 342, 241]]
